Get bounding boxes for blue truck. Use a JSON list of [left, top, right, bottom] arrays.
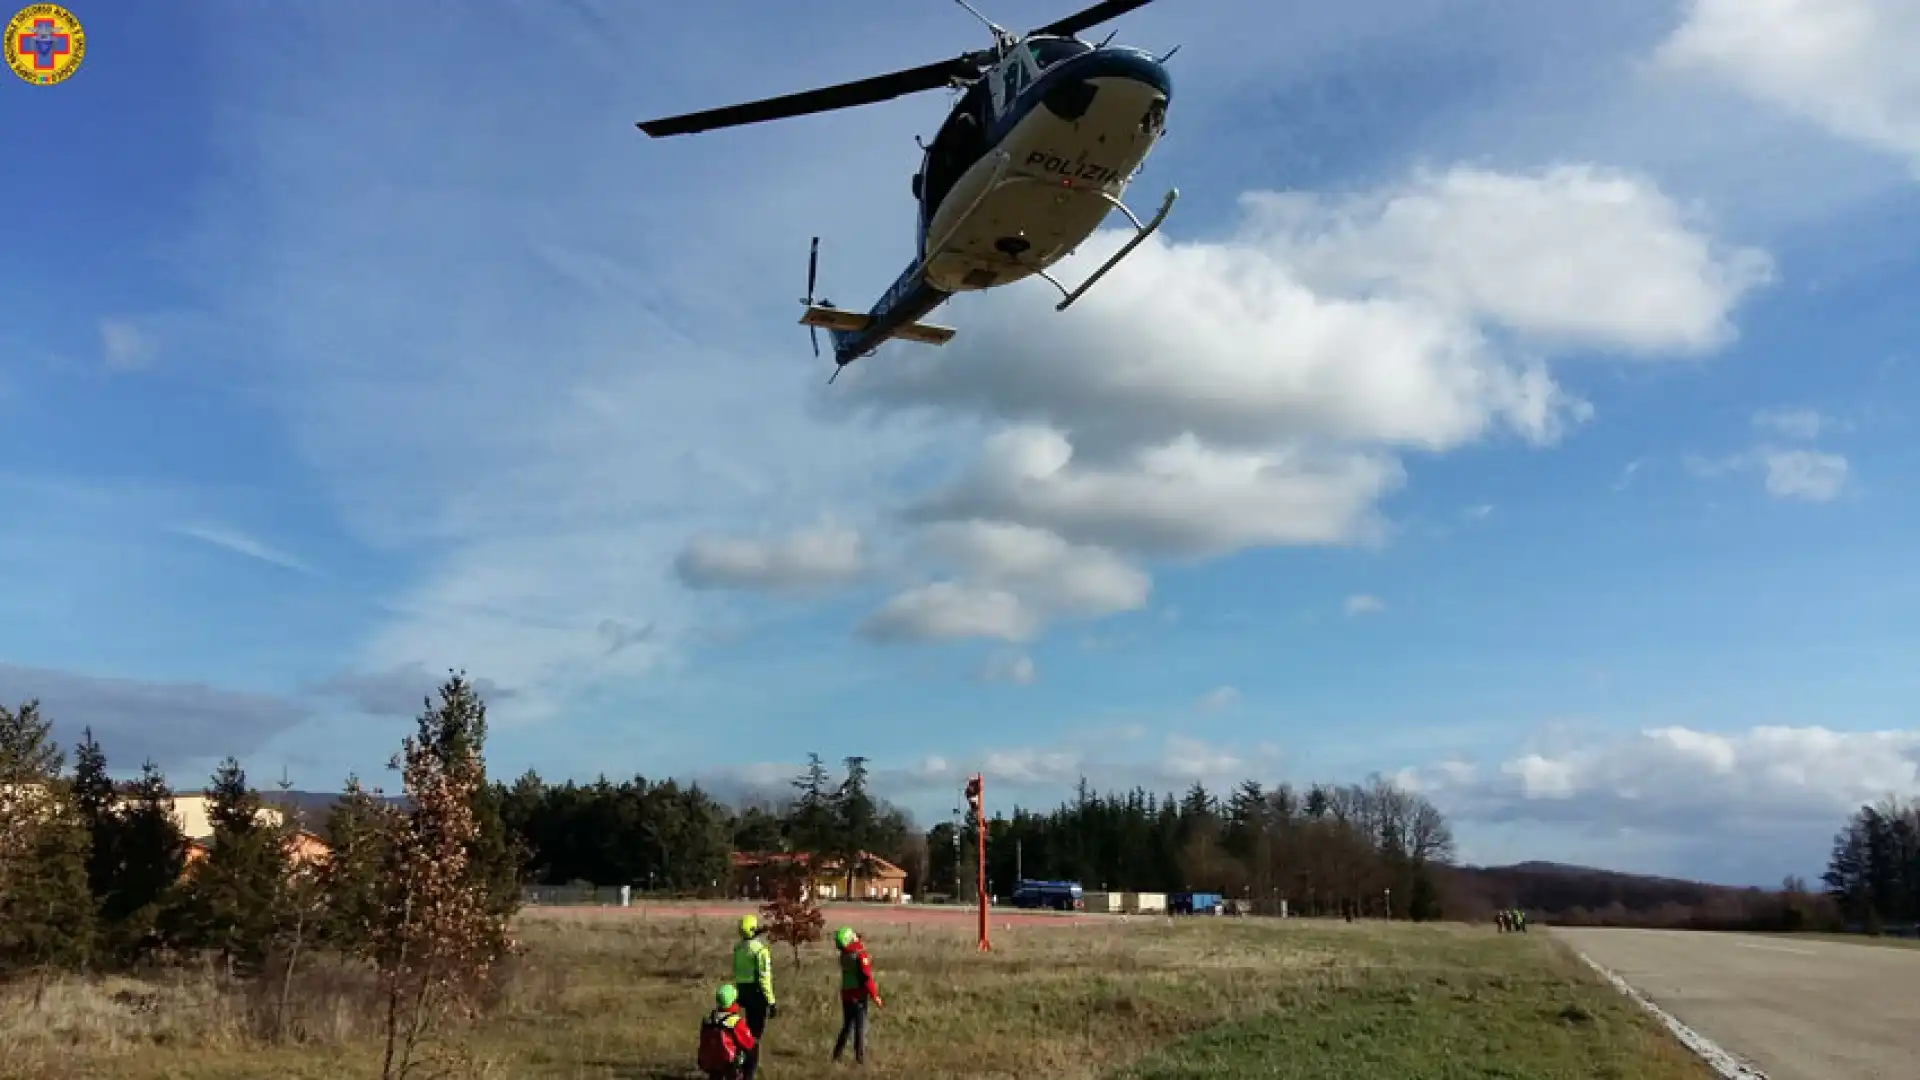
[[1010, 879, 1085, 911], [1169, 890, 1223, 915]]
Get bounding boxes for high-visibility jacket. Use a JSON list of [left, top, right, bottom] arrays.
[[732, 937, 775, 1003], [838, 942, 880, 1003]]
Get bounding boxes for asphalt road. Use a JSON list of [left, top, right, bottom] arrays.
[[1555, 927, 1920, 1080]]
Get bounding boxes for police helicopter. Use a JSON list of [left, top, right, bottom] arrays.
[[637, 0, 1177, 380]]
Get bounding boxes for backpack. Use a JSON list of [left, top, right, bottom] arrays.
[[697, 1012, 743, 1073]]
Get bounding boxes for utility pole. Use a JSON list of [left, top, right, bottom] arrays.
[[951, 808, 963, 899], [1016, 838, 1022, 884]]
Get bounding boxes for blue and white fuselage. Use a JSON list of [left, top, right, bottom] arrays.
[[804, 38, 1175, 368]]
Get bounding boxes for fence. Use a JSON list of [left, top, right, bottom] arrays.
[[520, 883, 721, 907]]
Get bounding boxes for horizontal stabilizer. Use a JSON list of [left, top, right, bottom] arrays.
[[800, 305, 870, 333], [800, 305, 956, 347], [891, 320, 956, 346]]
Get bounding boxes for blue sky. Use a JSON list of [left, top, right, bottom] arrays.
[[5, 0, 1918, 886]]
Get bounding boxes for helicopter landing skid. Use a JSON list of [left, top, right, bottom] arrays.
[[1034, 186, 1178, 312]]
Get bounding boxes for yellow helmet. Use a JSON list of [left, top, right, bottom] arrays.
[[738, 914, 758, 938]]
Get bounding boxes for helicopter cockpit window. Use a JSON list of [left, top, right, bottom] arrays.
[[1027, 38, 1091, 72], [997, 57, 1029, 115], [922, 80, 991, 208]]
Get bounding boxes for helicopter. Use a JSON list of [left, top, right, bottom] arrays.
[[637, 0, 1178, 380]]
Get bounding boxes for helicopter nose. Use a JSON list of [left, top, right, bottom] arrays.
[[1039, 47, 1172, 123]]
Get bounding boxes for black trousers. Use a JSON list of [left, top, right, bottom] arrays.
[[833, 998, 869, 1063], [736, 985, 769, 1079]]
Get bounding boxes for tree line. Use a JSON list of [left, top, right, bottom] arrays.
[[13, 665, 1901, 957], [497, 756, 1464, 921], [1821, 796, 1919, 934], [495, 753, 921, 899], [931, 775, 1457, 919], [0, 677, 518, 1078]]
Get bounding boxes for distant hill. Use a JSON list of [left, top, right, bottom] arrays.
[[1437, 859, 1772, 923], [259, 789, 408, 829]]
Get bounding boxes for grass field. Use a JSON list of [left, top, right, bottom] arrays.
[[1753, 930, 1920, 950], [1, 907, 1715, 1079]]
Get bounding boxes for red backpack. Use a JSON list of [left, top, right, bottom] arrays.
[[697, 1011, 744, 1073]]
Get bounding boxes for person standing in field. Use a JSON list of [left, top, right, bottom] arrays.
[[831, 926, 884, 1065], [732, 915, 777, 1079], [697, 983, 756, 1080]]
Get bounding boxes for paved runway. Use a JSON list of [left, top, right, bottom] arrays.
[[1555, 927, 1920, 1080]]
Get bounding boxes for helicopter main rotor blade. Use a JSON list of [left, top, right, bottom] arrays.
[[1028, 0, 1156, 39], [639, 56, 982, 137]]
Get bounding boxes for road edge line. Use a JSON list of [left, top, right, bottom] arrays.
[[1572, 951, 1770, 1079]]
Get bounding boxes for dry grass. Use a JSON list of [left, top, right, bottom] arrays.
[[0, 910, 1716, 1079]]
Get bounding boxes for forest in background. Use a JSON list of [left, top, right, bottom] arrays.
[[8, 677, 1916, 957]]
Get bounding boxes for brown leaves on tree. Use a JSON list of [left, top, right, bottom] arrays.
[[757, 858, 824, 967], [351, 723, 515, 1080]]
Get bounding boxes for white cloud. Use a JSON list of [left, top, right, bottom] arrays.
[[977, 652, 1037, 685], [1197, 685, 1240, 711], [1751, 406, 1828, 440], [860, 583, 1034, 643], [1404, 725, 1920, 834], [714, 731, 1279, 802], [1161, 734, 1255, 782], [860, 521, 1149, 643], [1688, 446, 1850, 502], [909, 427, 1404, 557], [674, 521, 866, 592], [99, 318, 155, 371], [1238, 166, 1775, 355], [168, 523, 313, 574], [1344, 594, 1386, 617], [1656, 0, 1920, 174], [851, 164, 1766, 605], [1762, 448, 1849, 501]]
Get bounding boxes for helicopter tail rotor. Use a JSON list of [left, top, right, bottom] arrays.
[[804, 236, 821, 359]]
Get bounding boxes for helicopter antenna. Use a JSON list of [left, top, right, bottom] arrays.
[[953, 0, 1017, 49]]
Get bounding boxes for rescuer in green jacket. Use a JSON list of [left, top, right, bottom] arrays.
[[731, 915, 777, 1079]]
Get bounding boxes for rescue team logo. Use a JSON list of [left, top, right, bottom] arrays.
[[7, 4, 84, 86]]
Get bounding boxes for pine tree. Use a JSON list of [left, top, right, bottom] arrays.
[[177, 757, 288, 974], [110, 760, 190, 961], [318, 774, 395, 950], [1823, 811, 1871, 924], [787, 753, 838, 858], [0, 700, 98, 974], [71, 727, 120, 907], [834, 756, 879, 897]]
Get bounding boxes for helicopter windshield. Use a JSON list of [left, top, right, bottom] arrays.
[[1027, 38, 1092, 71]]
